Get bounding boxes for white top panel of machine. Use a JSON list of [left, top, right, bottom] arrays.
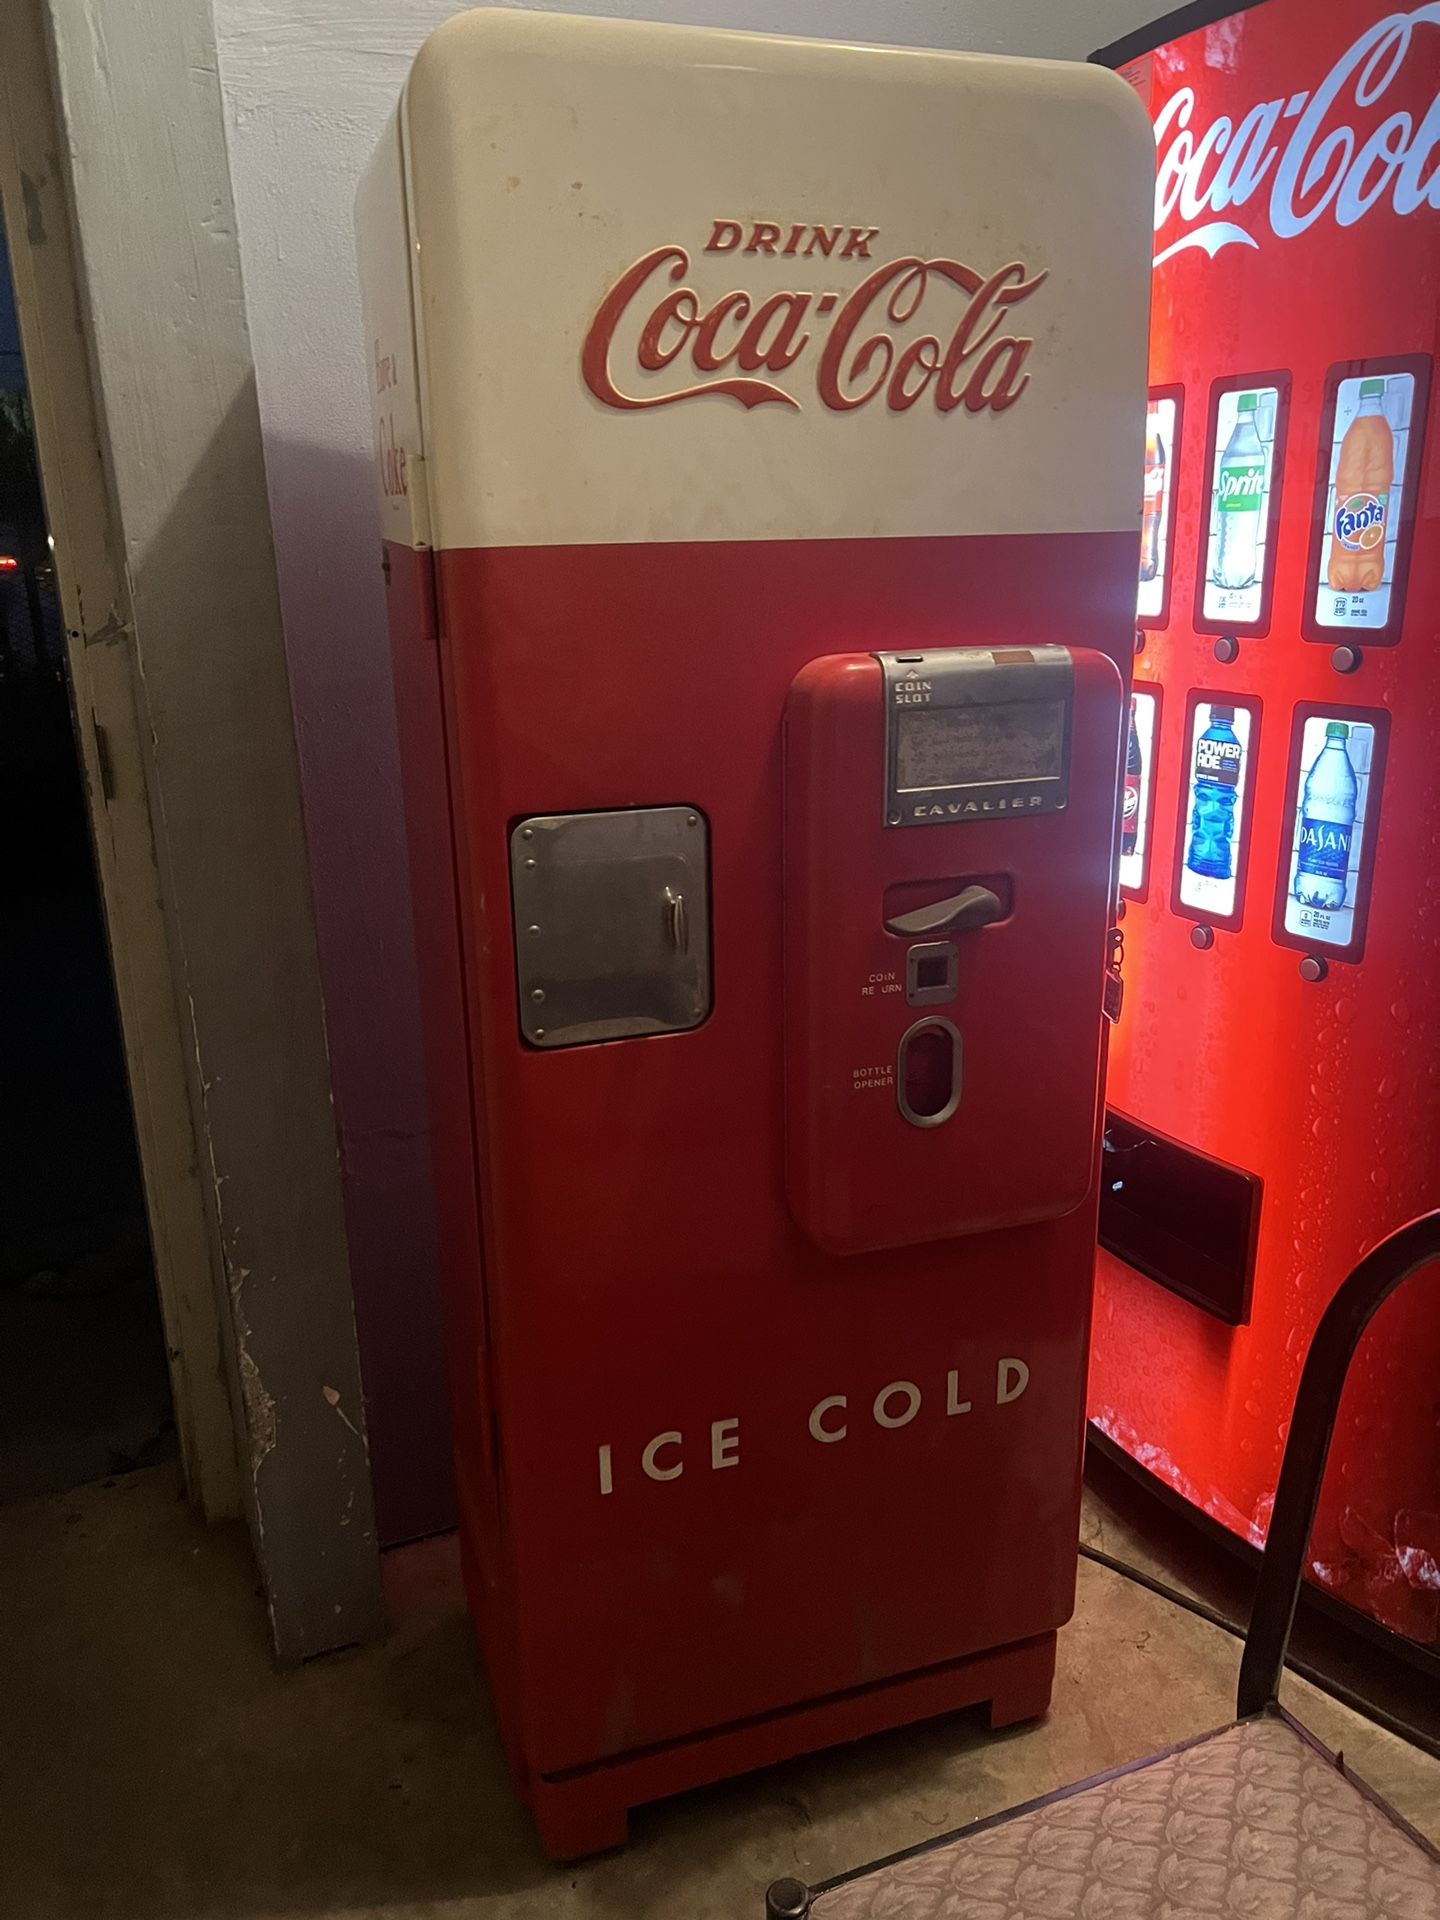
[[357, 9, 1154, 552]]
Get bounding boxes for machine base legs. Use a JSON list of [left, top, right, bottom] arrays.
[[529, 1775, 631, 1860], [521, 1630, 1057, 1861], [987, 1639, 1058, 1730]]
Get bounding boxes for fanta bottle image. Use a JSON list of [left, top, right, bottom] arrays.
[[1327, 378, 1393, 592]]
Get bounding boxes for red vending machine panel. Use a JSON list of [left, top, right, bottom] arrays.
[[358, 9, 1153, 1858], [785, 646, 1123, 1253], [1093, 0, 1440, 1656]]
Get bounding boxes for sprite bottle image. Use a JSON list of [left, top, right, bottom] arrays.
[[1185, 705, 1242, 881], [1294, 721, 1358, 910], [1213, 392, 1266, 590]]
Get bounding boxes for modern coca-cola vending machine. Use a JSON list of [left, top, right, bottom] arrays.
[[1092, 0, 1440, 1664], [357, 9, 1153, 1858]]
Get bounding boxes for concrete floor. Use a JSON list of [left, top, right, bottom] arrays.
[[2, 1464, 1435, 1920]]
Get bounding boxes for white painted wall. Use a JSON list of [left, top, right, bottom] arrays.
[[212, 0, 1165, 1540]]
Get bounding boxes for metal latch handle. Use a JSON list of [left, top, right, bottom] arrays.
[[885, 885, 1003, 939], [664, 886, 689, 954]]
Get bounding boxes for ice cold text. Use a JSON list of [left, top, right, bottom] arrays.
[[596, 1358, 1031, 1496]]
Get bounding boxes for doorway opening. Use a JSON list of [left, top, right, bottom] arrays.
[[0, 215, 174, 1505]]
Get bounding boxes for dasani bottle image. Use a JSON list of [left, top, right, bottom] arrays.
[[1294, 721, 1358, 910]]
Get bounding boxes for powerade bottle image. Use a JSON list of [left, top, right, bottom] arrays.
[[1185, 704, 1242, 881], [1294, 721, 1358, 909], [1213, 392, 1266, 590]]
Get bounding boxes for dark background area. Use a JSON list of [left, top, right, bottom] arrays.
[[0, 216, 172, 1504]]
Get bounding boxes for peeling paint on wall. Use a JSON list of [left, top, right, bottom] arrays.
[[238, 1342, 278, 1468], [322, 1382, 363, 1442]]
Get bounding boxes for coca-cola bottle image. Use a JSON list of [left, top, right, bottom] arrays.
[[1138, 419, 1166, 583], [1122, 697, 1143, 858]]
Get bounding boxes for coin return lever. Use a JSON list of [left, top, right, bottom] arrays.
[[887, 884, 1004, 938]]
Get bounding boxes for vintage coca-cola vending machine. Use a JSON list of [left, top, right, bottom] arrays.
[[1092, 0, 1440, 1663], [357, 10, 1152, 1857]]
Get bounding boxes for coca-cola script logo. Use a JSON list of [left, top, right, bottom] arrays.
[[581, 219, 1047, 416], [1152, 4, 1440, 264]]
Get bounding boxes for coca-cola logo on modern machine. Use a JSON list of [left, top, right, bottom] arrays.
[[581, 218, 1047, 416], [1151, 4, 1440, 264]]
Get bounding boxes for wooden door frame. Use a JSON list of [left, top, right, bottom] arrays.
[[2, 0, 382, 1663], [0, 0, 240, 1520]]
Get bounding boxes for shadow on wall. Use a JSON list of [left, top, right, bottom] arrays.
[[118, 383, 449, 1558], [261, 431, 454, 1548]]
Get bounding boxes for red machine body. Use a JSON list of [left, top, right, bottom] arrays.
[[1092, 0, 1440, 1656], [785, 648, 1122, 1253], [357, 10, 1153, 1857]]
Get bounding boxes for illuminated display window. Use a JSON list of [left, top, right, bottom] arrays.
[[1301, 356, 1431, 648], [1170, 690, 1262, 934], [1118, 683, 1161, 902], [1136, 385, 1183, 629], [1193, 373, 1290, 637], [894, 699, 1065, 793], [1271, 705, 1389, 965]]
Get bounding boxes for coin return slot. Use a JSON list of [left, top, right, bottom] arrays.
[[905, 939, 959, 1007], [898, 1017, 962, 1128]]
